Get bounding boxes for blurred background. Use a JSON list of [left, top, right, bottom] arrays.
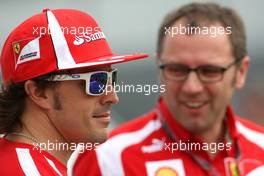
[[0, 0, 263, 128]]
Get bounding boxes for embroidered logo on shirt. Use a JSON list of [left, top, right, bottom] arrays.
[[141, 138, 164, 153], [145, 159, 185, 176], [155, 166, 179, 176]]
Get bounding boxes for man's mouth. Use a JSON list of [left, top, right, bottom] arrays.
[[93, 112, 111, 125], [183, 102, 207, 109], [93, 112, 110, 118]]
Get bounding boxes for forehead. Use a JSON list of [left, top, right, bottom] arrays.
[[161, 21, 233, 65]]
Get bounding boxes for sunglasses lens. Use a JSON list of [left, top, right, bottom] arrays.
[[89, 73, 108, 94], [112, 70, 117, 86]]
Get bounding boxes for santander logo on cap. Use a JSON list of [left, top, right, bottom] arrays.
[[73, 31, 106, 46]]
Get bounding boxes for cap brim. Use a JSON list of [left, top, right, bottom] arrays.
[[58, 53, 149, 70]]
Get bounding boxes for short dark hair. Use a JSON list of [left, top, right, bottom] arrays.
[[0, 73, 58, 134], [157, 2, 247, 61]]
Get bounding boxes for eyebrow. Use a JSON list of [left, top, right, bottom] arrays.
[[160, 62, 227, 68]]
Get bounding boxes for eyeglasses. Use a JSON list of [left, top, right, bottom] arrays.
[[46, 69, 117, 96], [159, 60, 240, 83]]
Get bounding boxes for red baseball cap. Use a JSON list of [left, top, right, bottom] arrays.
[[0, 9, 148, 86]]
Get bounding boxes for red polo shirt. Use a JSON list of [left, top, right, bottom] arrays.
[[0, 138, 67, 175], [70, 98, 264, 176]]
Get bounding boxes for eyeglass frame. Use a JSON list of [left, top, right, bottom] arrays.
[[158, 59, 242, 83], [41, 69, 117, 96]]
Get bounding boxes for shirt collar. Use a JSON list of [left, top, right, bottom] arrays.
[[156, 97, 239, 143]]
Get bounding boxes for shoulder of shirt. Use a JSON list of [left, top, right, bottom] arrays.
[[96, 110, 162, 153], [0, 138, 66, 175], [235, 116, 264, 133], [109, 110, 158, 137], [0, 138, 37, 174], [235, 116, 264, 150], [94, 111, 162, 176]]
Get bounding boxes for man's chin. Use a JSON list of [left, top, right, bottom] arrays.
[[182, 120, 212, 135], [89, 131, 108, 144]]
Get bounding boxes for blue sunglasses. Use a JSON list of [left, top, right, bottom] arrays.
[[48, 69, 117, 96]]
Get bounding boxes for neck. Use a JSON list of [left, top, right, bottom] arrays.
[[199, 117, 226, 158], [201, 121, 225, 144]]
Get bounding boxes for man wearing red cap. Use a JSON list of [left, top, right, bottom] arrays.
[[0, 9, 147, 175], [70, 3, 264, 176]]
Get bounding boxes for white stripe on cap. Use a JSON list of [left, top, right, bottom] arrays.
[[247, 165, 264, 176], [47, 10, 76, 69], [16, 148, 41, 176]]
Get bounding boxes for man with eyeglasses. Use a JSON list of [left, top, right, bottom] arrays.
[[71, 2, 264, 176], [0, 9, 147, 175]]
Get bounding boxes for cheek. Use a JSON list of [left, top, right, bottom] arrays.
[[162, 79, 180, 95], [58, 100, 98, 140], [162, 82, 181, 105], [208, 81, 234, 106], [59, 96, 98, 127], [75, 100, 97, 121]]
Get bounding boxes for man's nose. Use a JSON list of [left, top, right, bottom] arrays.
[[100, 84, 119, 105], [181, 72, 204, 94]]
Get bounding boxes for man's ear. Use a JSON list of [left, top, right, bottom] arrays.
[[155, 54, 163, 82], [235, 56, 250, 89], [24, 80, 54, 109]]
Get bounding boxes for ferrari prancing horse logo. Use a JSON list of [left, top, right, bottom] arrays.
[[13, 43, 20, 54]]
